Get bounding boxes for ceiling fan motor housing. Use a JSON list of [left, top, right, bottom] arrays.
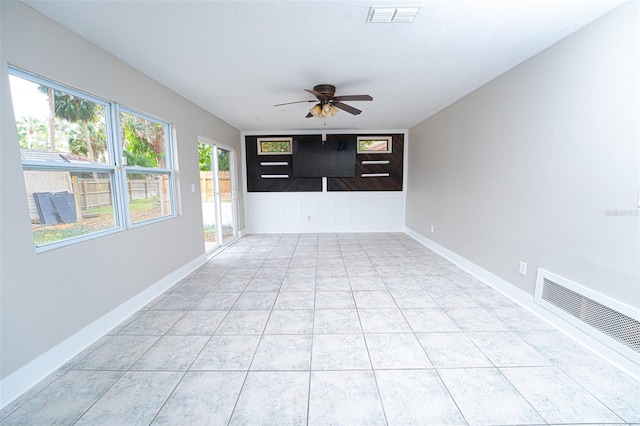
[[314, 84, 336, 103]]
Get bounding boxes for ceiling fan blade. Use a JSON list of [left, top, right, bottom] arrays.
[[274, 99, 316, 107], [333, 102, 362, 115], [334, 95, 373, 102], [305, 112, 313, 118], [304, 88, 323, 98]]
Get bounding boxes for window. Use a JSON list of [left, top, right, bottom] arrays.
[[357, 136, 392, 154], [119, 110, 174, 223], [257, 137, 292, 155], [8, 67, 176, 250]]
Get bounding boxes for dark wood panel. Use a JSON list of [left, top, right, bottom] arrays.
[[245, 135, 322, 192], [328, 134, 404, 191]]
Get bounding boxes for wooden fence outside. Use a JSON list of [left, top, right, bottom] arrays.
[[77, 179, 112, 209], [200, 171, 231, 202], [75, 178, 160, 210], [26, 174, 166, 223], [27, 171, 223, 222]]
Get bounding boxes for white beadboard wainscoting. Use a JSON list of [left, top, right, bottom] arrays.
[[244, 191, 406, 234]]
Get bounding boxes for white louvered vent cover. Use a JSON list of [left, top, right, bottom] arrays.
[[535, 270, 640, 360]]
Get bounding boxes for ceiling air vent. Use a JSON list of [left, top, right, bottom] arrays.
[[367, 6, 422, 23], [534, 269, 640, 362]]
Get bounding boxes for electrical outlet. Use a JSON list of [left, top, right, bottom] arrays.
[[519, 261, 527, 276], [430, 225, 434, 233], [307, 216, 311, 221]]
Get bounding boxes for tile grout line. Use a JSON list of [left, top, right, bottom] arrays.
[[69, 370, 127, 425], [306, 237, 318, 426], [149, 266, 242, 424], [71, 276, 196, 424], [555, 364, 632, 423], [5, 233, 638, 425], [101, 286, 200, 424], [348, 238, 389, 425], [224, 234, 272, 424]]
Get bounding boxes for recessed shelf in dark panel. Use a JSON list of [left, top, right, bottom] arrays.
[[260, 161, 289, 166], [361, 160, 390, 165], [361, 173, 390, 178]]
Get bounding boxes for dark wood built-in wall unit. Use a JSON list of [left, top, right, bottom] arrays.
[[328, 134, 403, 192], [245, 135, 322, 192], [245, 133, 404, 192]]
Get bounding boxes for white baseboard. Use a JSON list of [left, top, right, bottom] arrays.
[[404, 226, 640, 381], [404, 227, 532, 303], [0, 253, 207, 409]]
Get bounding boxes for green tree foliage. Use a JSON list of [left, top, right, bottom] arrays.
[[67, 122, 107, 161], [261, 141, 290, 153], [218, 149, 230, 172], [358, 139, 389, 152], [122, 118, 158, 167], [198, 143, 212, 171], [16, 116, 77, 153], [16, 117, 49, 150], [52, 92, 98, 124], [38, 85, 104, 162], [26, 85, 165, 168], [120, 112, 166, 168], [198, 143, 229, 172]]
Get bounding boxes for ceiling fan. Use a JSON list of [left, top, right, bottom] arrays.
[[274, 84, 373, 119]]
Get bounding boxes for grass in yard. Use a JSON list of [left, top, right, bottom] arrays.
[[203, 224, 234, 243], [32, 198, 162, 245]]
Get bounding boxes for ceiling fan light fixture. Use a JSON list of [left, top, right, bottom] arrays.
[[310, 103, 339, 119], [310, 104, 323, 118]]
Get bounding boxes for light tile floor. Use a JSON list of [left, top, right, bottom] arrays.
[[2, 233, 639, 425]]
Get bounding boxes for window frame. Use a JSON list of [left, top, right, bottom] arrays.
[[356, 136, 393, 154], [117, 106, 177, 227], [257, 137, 293, 155], [9, 66, 178, 252]]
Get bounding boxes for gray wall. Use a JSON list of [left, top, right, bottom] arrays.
[[407, 2, 639, 306], [0, 2, 242, 379]]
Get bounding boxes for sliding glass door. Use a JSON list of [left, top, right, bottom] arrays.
[[216, 146, 236, 245], [198, 138, 237, 253]]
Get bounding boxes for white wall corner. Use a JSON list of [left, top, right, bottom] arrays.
[[0, 253, 207, 410], [404, 226, 640, 381]]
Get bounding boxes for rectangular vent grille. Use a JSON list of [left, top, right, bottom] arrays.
[[536, 271, 640, 358], [541, 279, 640, 352]]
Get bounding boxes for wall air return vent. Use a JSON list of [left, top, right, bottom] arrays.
[[534, 269, 640, 363]]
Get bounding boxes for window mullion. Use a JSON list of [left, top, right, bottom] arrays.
[[111, 103, 131, 229]]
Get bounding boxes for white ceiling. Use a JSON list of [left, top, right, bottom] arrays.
[[25, 0, 626, 132]]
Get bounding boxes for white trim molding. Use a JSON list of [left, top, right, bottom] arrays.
[[405, 226, 640, 381], [0, 253, 207, 409]]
